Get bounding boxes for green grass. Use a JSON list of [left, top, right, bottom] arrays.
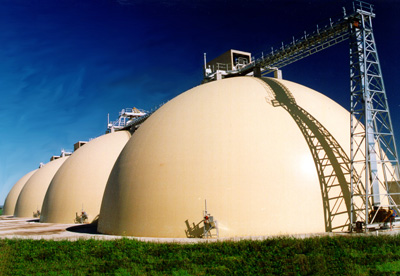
[[1, 235, 400, 275]]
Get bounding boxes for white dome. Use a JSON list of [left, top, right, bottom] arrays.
[[98, 77, 352, 238], [2, 169, 37, 216], [14, 157, 69, 218], [40, 131, 131, 223]]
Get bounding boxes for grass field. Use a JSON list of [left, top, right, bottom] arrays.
[[1, 235, 400, 275]]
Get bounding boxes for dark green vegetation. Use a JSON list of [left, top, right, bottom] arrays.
[[1, 235, 400, 275]]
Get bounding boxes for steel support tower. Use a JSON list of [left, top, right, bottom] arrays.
[[349, 2, 400, 230]]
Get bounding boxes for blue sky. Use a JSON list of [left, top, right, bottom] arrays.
[[1, 0, 399, 204]]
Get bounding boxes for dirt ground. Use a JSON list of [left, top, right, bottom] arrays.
[[0, 216, 210, 243], [0, 215, 398, 243]]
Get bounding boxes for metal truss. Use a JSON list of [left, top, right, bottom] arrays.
[[232, 7, 351, 77], [260, 78, 365, 232], [258, 20, 349, 76], [349, 2, 400, 230]]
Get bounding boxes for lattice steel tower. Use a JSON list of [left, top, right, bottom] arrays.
[[349, 1, 400, 230]]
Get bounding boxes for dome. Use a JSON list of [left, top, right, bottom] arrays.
[[98, 77, 352, 238], [2, 169, 37, 216], [40, 131, 131, 223], [14, 156, 69, 218]]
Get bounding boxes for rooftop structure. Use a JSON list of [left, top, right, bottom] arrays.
[[107, 107, 147, 133]]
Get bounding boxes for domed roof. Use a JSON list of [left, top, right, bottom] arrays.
[[40, 131, 131, 223], [14, 156, 69, 218], [98, 77, 351, 238], [2, 169, 37, 216]]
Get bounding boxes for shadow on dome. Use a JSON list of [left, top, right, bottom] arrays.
[[261, 77, 360, 233]]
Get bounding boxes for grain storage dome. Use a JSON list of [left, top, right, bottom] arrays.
[[98, 76, 352, 238], [40, 131, 131, 224], [14, 156, 69, 218], [2, 169, 37, 216]]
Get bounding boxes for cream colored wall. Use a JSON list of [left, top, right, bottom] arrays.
[[14, 156, 69, 218], [40, 131, 131, 224], [2, 169, 37, 215], [98, 76, 353, 238]]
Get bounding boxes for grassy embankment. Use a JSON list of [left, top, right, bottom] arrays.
[[1, 235, 400, 275]]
